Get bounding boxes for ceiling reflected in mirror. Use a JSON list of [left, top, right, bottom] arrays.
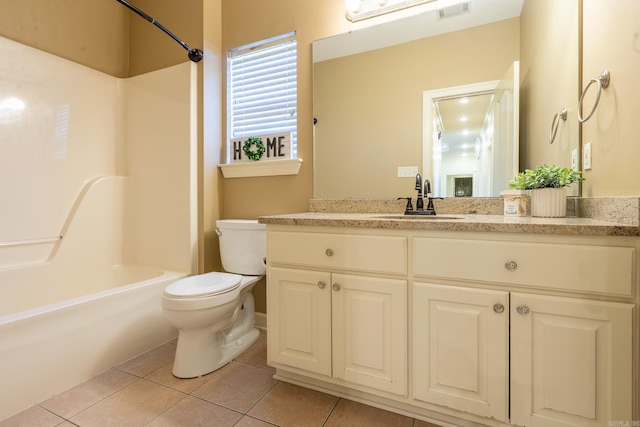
[[434, 92, 493, 159]]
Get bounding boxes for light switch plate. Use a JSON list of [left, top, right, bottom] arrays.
[[398, 166, 419, 177], [583, 142, 592, 170]]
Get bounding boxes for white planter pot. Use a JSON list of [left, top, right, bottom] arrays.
[[530, 187, 567, 217]]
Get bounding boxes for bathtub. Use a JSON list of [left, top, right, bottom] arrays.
[[0, 265, 187, 421], [0, 176, 191, 420], [0, 39, 198, 420]]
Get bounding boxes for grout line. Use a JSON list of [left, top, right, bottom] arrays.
[[233, 415, 279, 427], [321, 397, 342, 426], [243, 376, 280, 416]]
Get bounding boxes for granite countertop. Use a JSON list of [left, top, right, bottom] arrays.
[[258, 212, 640, 237]]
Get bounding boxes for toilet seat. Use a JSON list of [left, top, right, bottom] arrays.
[[164, 272, 242, 299]]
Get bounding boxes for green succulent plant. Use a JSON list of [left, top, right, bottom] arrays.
[[509, 164, 585, 190]]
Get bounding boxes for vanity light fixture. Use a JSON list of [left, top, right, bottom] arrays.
[[345, 0, 439, 22]]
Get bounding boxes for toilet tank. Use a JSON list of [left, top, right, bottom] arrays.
[[216, 219, 266, 275]]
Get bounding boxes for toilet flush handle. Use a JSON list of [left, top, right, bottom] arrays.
[[215, 227, 222, 236]]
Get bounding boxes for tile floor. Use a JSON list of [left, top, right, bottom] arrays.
[[1, 331, 442, 427]]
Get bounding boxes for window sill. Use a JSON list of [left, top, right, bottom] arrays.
[[219, 158, 303, 178]]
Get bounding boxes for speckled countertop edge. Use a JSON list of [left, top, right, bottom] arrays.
[[258, 197, 640, 237], [258, 212, 640, 236]]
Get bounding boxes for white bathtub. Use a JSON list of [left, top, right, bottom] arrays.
[[0, 38, 198, 420], [0, 265, 187, 421]]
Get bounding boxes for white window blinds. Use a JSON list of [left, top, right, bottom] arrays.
[[227, 32, 297, 161]]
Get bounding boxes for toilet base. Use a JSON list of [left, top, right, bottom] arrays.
[[168, 282, 262, 379], [171, 326, 260, 378]]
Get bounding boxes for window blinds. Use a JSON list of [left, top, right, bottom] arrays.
[[228, 32, 297, 160]]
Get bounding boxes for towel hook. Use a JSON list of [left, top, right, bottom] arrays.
[[549, 107, 568, 144], [578, 70, 610, 123]]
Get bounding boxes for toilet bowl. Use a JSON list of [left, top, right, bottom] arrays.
[[162, 219, 266, 378]]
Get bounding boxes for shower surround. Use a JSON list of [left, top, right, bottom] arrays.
[[0, 36, 197, 420]]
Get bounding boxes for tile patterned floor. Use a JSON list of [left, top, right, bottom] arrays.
[[1, 331, 442, 427]]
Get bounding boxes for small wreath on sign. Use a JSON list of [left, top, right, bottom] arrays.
[[243, 137, 266, 161]]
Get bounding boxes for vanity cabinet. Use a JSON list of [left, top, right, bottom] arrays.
[[267, 230, 408, 396], [265, 224, 638, 427], [413, 284, 633, 427], [413, 282, 510, 422], [509, 293, 633, 427], [413, 235, 635, 427]]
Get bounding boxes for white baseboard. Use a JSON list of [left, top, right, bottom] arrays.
[[255, 312, 267, 330]]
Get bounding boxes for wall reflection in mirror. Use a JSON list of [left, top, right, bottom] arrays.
[[312, 0, 580, 199]]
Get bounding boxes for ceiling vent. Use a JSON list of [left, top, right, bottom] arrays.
[[437, 1, 470, 19]]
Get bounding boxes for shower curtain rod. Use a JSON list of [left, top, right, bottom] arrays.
[[115, 0, 203, 62]]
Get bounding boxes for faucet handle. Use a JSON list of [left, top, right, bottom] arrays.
[[397, 197, 413, 213], [425, 195, 444, 215]]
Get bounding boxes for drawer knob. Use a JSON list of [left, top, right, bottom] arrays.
[[326, 248, 334, 257], [516, 304, 530, 315], [504, 261, 518, 271], [332, 283, 341, 291], [318, 281, 326, 289], [493, 303, 505, 313]]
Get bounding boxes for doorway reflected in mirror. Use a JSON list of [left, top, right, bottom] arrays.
[[424, 62, 519, 198]]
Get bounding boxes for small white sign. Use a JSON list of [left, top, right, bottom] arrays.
[[230, 132, 292, 163]]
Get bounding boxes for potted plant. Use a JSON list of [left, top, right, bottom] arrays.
[[509, 165, 585, 217]]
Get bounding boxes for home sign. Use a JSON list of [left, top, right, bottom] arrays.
[[230, 132, 292, 163]]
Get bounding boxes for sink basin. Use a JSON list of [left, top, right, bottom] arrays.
[[375, 214, 464, 220]]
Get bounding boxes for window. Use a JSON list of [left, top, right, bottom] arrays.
[[227, 32, 297, 163]]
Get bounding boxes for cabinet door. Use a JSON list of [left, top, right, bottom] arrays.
[[413, 282, 509, 422], [267, 267, 332, 376], [332, 273, 407, 396], [510, 293, 634, 427]]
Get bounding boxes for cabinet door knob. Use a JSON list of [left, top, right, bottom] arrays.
[[505, 261, 518, 271], [318, 281, 326, 289], [332, 283, 341, 291], [516, 304, 530, 315], [326, 248, 334, 256], [493, 303, 505, 313]]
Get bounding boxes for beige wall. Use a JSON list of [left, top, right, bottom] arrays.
[[201, 0, 224, 274], [0, 0, 205, 78], [581, 0, 640, 197], [0, 0, 129, 77], [128, 0, 204, 77], [519, 0, 580, 174]]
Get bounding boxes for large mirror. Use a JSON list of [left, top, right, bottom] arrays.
[[313, 0, 580, 199]]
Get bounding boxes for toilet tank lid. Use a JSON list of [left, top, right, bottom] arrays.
[[216, 219, 265, 230], [164, 272, 242, 298]]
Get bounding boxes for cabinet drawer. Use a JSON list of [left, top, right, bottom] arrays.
[[413, 237, 634, 296], [269, 231, 407, 275]]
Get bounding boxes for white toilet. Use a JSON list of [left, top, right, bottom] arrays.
[[162, 219, 266, 378]]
